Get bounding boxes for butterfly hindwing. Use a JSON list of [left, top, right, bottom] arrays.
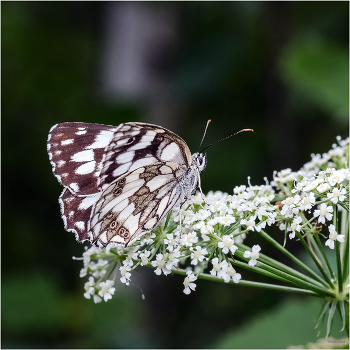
[[59, 188, 101, 242], [90, 162, 185, 248], [47, 122, 118, 195]]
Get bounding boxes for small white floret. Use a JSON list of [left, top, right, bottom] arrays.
[[243, 245, 261, 267], [183, 271, 197, 295], [325, 224, 345, 249]]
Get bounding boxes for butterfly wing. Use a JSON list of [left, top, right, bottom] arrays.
[[47, 122, 192, 245], [47, 122, 118, 195], [47, 122, 191, 195], [58, 189, 101, 242], [99, 122, 192, 191], [90, 162, 186, 248]]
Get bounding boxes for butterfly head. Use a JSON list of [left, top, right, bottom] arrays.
[[193, 152, 207, 172]]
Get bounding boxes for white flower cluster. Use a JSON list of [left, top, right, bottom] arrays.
[[75, 136, 349, 302], [76, 246, 117, 303], [300, 136, 349, 179]]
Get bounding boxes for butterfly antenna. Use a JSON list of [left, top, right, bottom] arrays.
[[200, 128, 254, 153], [197, 120, 211, 152]]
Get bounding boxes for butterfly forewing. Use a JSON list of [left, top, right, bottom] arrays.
[[47, 122, 118, 195], [90, 162, 185, 248], [99, 122, 192, 191]]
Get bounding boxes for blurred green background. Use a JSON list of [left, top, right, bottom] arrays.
[[2, 2, 349, 348]]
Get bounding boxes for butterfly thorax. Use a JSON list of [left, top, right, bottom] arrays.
[[177, 152, 207, 202]]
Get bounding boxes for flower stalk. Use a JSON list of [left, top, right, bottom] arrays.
[[170, 268, 320, 297]]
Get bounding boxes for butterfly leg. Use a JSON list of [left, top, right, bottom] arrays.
[[197, 170, 208, 207], [177, 198, 188, 242], [178, 200, 185, 236], [173, 199, 187, 250]]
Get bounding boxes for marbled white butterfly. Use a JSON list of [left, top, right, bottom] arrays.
[[47, 121, 252, 248]]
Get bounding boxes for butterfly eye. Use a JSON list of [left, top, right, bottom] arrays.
[[196, 154, 206, 171]]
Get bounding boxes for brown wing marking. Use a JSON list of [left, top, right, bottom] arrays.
[[90, 162, 185, 248], [47, 122, 118, 195]]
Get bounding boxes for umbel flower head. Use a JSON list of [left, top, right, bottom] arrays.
[[73, 136, 349, 338]]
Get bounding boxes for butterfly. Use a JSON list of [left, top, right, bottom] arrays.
[[47, 121, 211, 249], [47, 121, 253, 249]]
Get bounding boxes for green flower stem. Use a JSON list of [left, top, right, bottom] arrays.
[[295, 230, 334, 288], [340, 211, 349, 283], [236, 243, 328, 290], [171, 269, 319, 297], [195, 253, 213, 278], [336, 241, 343, 294], [339, 202, 349, 213], [259, 230, 329, 288], [343, 301, 349, 337], [96, 260, 118, 284], [300, 216, 316, 230], [334, 205, 343, 293], [299, 214, 332, 277], [92, 253, 116, 259], [232, 256, 334, 297], [130, 261, 141, 271], [229, 259, 291, 284], [340, 209, 348, 257], [233, 228, 249, 237], [315, 199, 332, 205], [163, 211, 172, 229], [307, 235, 332, 279], [273, 194, 286, 202], [341, 211, 349, 283], [313, 233, 334, 279]]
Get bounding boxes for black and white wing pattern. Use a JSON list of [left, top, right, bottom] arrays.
[[48, 122, 118, 195], [47, 121, 205, 247], [99, 122, 192, 190], [90, 162, 186, 247]]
